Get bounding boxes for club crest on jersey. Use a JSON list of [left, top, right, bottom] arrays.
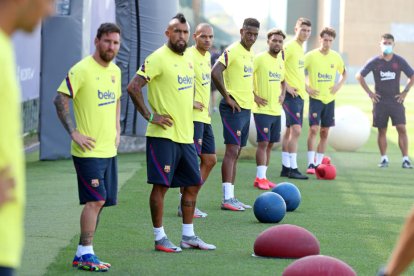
[[164, 165, 171, 173], [237, 130, 241, 136], [313, 113, 317, 118], [296, 112, 301, 118], [264, 128, 269, 133], [111, 75, 116, 83], [91, 179, 100, 187], [330, 64, 334, 69], [188, 62, 193, 69], [198, 139, 202, 145]]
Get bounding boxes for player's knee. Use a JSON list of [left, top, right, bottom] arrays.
[[205, 155, 217, 168], [320, 128, 329, 139], [86, 200, 105, 210]]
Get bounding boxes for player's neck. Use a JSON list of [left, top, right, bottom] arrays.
[[92, 53, 110, 67], [0, 9, 17, 36], [240, 41, 251, 51], [196, 46, 206, 56], [319, 47, 330, 55], [382, 53, 393, 61], [268, 50, 279, 58]]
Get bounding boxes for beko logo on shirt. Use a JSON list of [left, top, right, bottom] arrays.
[[178, 75, 193, 85], [202, 73, 210, 81], [317, 73, 333, 82], [269, 71, 281, 80], [98, 90, 116, 100], [380, 71, 396, 81], [244, 65, 253, 73]]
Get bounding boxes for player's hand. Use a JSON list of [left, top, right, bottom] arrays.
[[193, 101, 205, 111], [224, 96, 241, 113], [151, 113, 174, 129], [254, 94, 268, 107], [71, 130, 96, 152], [368, 91, 380, 103], [330, 84, 340, 95], [115, 133, 120, 149], [278, 94, 285, 104], [0, 166, 15, 207], [395, 91, 408, 104], [306, 87, 319, 97], [286, 86, 298, 97]]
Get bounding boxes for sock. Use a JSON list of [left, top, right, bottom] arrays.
[[256, 165, 267, 179], [79, 245, 94, 256], [381, 155, 389, 162], [316, 153, 324, 165], [230, 184, 235, 198], [403, 156, 410, 162], [153, 226, 166, 241], [76, 245, 82, 257], [282, 152, 290, 167], [290, 153, 298, 169], [222, 182, 233, 200], [182, 223, 195, 237], [307, 151, 315, 165]]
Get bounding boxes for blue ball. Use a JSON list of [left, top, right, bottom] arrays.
[[272, 182, 301, 211], [253, 192, 286, 223]]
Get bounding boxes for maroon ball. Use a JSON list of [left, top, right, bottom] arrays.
[[282, 255, 357, 276]]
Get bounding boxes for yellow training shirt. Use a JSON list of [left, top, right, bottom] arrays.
[[253, 51, 285, 116], [138, 45, 194, 144], [0, 29, 25, 268], [304, 49, 345, 104], [188, 46, 212, 124], [218, 42, 254, 109], [284, 40, 306, 99], [57, 56, 121, 158]]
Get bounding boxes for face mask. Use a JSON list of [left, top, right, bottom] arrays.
[[381, 44, 393, 55]]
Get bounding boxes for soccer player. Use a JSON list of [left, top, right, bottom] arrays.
[[304, 27, 347, 174], [177, 23, 216, 218], [356, 33, 414, 168], [0, 1, 53, 275], [280, 17, 311, 180], [252, 28, 286, 190], [211, 18, 260, 211], [127, 13, 216, 253], [54, 23, 122, 272]]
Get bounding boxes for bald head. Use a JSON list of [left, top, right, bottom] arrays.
[[193, 23, 214, 54], [165, 13, 190, 54]]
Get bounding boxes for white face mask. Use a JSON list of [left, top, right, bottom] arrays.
[[381, 44, 393, 55]]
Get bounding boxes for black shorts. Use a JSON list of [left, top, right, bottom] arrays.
[[219, 99, 251, 147], [308, 98, 335, 127], [373, 101, 406, 128], [146, 137, 202, 188], [72, 156, 118, 207], [282, 93, 304, 127], [253, 113, 281, 143], [193, 122, 216, 155]]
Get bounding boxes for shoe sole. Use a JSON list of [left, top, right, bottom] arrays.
[[180, 242, 215, 250], [177, 212, 207, 218], [306, 169, 315, 174], [78, 263, 109, 272], [221, 204, 245, 211], [289, 175, 309, 180], [73, 261, 111, 268], [155, 245, 182, 253]]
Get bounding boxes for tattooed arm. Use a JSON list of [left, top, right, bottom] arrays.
[[53, 93, 96, 151], [127, 74, 173, 129]]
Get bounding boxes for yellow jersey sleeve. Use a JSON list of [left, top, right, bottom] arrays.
[[138, 45, 195, 143], [0, 30, 25, 268], [253, 52, 284, 116], [284, 40, 306, 99], [305, 49, 345, 104], [218, 42, 254, 109]]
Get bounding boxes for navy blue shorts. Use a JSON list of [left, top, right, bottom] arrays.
[[253, 113, 281, 143], [72, 156, 118, 207], [373, 101, 406, 128], [219, 99, 251, 147], [193, 122, 216, 155], [308, 98, 335, 127], [146, 137, 202, 188], [283, 93, 304, 127]]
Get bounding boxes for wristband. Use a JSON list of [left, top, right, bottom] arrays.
[[149, 113, 154, 123]]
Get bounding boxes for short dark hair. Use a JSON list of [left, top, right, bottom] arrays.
[[382, 33, 394, 41], [172, 13, 187, 24], [267, 28, 286, 40], [296, 17, 311, 27], [96, 23, 121, 39], [243, 18, 260, 29], [320, 27, 336, 39]]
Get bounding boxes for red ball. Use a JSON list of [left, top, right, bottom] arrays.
[[254, 224, 320, 258], [282, 255, 357, 276], [315, 164, 336, 180]]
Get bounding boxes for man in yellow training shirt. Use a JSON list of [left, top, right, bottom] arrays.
[[305, 27, 346, 174], [54, 23, 121, 272], [252, 28, 286, 190], [212, 18, 260, 211], [177, 23, 216, 218], [127, 13, 216, 253], [0, 1, 53, 275], [280, 17, 311, 180]]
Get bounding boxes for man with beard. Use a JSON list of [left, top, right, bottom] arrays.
[[54, 23, 121, 272], [177, 23, 216, 218], [0, 1, 54, 275], [280, 17, 312, 180], [211, 18, 260, 211], [127, 13, 216, 252], [252, 29, 286, 190]]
